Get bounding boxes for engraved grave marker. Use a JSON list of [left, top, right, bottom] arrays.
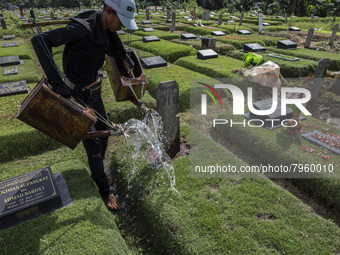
[[0, 55, 20, 67], [0, 80, 29, 97]]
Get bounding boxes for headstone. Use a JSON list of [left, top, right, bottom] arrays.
[[171, 11, 176, 32], [304, 28, 314, 48], [237, 30, 252, 35], [201, 37, 216, 48], [3, 66, 18, 75], [143, 36, 160, 43], [218, 14, 223, 25], [50, 13, 55, 20], [330, 23, 339, 46], [277, 40, 298, 49], [239, 11, 244, 26], [0, 80, 29, 97], [267, 53, 300, 61], [3, 34, 15, 40], [181, 33, 197, 40], [276, 16, 283, 19], [0, 55, 20, 67], [19, 5, 24, 17], [141, 56, 167, 69], [167, 10, 170, 20], [263, 22, 271, 26], [146, 8, 150, 20], [258, 13, 263, 33], [301, 131, 340, 155], [250, 14, 257, 17], [143, 27, 155, 32], [332, 16, 336, 23], [142, 20, 152, 24], [243, 43, 266, 53], [245, 98, 293, 129], [309, 58, 330, 100], [156, 81, 180, 158], [211, 31, 226, 36], [310, 14, 314, 22], [289, 27, 301, 31], [285, 13, 288, 23], [2, 42, 18, 47], [0, 166, 72, 230], [204, 10, 209, 21], [329, 78, 340, 96], [197, 49, 218, 60]]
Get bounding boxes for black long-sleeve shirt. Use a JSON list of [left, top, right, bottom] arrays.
[[31, 10, 127, 97]]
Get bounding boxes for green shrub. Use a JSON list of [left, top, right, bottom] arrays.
[[130, 40, 195, 63]]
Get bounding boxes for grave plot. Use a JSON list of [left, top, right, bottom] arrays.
[[130, 40, 194, 63], [118, 33, 143, 45], [0, 59, 42, 84], [214, 34, 265, 49], [110, 128, 340, 254], [227, 51, 317, 78], [268, 47, 340, 71], [170, 38, 236, 55], [0, 40, 33, 59], [302, 131, 340, 155], [184, 26, 231, 36], [217, 24, 255, 34], [175, 55, 244, 79], [134, 29, 180, 40]]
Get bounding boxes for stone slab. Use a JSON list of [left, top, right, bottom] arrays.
[[237, 30, 252, 35], [142, 35, 160, 43], [301, 130, 340, 155], [0, 166, 72, 230], [289, 27, 301, 31], [0, 80, 29, 97], [3, 66, 18, 75], [243, 43, 266, 53], [143, 27, 155, 32], [117, 30, 126, 35], [211, 31, 226, 36], [0, 55, 20, 67], [277, 40, 298, 49], [263, 22, 271, 26], [2, 35, 15, 40], [141, 56, 167, 69], [197, 49, 218, 60], [142, 20, 152, 24], [181, 33, 197, 40], [2, 42, 18, 47]]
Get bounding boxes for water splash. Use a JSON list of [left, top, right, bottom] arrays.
[[121, 110, 180, 196]]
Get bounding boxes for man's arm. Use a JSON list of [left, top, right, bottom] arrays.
[[31, 22, 88, 97]]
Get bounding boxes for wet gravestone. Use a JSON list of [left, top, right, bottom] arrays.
[[211, 31, 226, 36], [156, 81, 180, 158], [143, 27, 155, 32], [2, 42, 18, 47], [304, 28, 314, 48], [218, 14, 223, 25], [3, 66, 18, 75], [171, 11, 176, 32], [277, 40, 298, 49], [239, 12, 244, 26], [258, 13, 263, 33], [197, 49, 218, 60], [0, 166, 72, 230], [243, 43, 266, 53], [146, 8, 150, 20], [330, 23, 339, 46], [0, 55, 20, 67], [141, 56, 167, 69], [143, 36, 160, 43], [244, 98, 295, 129], [301, 131, 340, 155], [0, 80, 29, 97], [181, 33, 197, 40]]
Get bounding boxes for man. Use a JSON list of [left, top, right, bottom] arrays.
[[31, 0, 138, 210]]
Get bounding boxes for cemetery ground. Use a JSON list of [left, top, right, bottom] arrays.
[[0, 8, 340, 254]]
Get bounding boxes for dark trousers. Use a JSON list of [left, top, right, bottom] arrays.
[[71, 80, 110, 197]]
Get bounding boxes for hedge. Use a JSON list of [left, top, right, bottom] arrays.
[[227, 51, 317, 78], [268, 47, 340, 71]]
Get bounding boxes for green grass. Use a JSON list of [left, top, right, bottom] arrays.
[[130, 40, 195, 63], [227, 51, 317, 78], [109, 128, 340, 254], [133, 29, 180, 41], [0, 39, 33, 59], [268, 47, 340, 71], [175, 55, 242, 78]]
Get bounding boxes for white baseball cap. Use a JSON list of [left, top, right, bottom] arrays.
[[104, 0, 138, 31]]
